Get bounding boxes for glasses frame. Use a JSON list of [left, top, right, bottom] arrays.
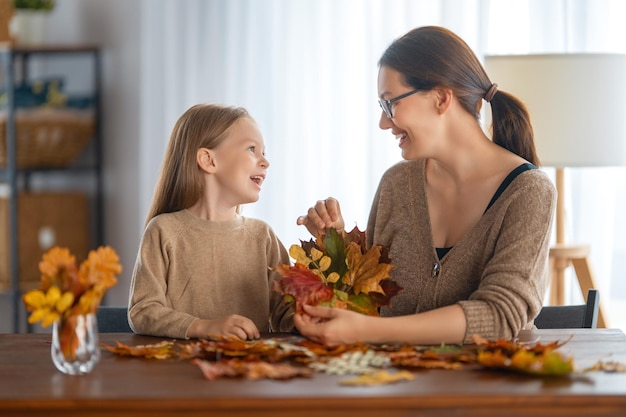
[[378, 88, 422, 119]]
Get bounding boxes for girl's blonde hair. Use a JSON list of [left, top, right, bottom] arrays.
[[145, 103, 250, 225]]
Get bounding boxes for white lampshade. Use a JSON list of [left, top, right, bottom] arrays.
[[484, 53, 626, 168]]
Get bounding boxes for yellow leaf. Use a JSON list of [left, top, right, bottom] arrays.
[[318, 256, 331, 272], [289, 245, 311, 265], [344, 243, 393, 295], [326, 272, 340, 283], [310, 247, 323, 262]]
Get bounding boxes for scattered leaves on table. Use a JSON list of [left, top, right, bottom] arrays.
[[471, 334, 574, 376], [103, 333, 579, 383]]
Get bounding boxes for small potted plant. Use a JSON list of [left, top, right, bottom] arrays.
[[13, 0, 55, 10], [10, 0, 56, 44]]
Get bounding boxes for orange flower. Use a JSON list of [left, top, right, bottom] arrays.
[[23, 246, 122, 326]]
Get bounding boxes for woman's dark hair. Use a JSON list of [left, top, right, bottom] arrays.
[[379, 26, 538, 165]]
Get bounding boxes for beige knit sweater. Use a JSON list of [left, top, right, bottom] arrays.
[[367, 159, 556, 342], [128, 210, 294, 339]]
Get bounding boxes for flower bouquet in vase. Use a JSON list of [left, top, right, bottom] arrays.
[[274, 227, 402, 316], [22, 246, 122, 375]]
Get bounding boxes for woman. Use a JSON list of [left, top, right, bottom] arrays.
[[295, 26, 556, 346]]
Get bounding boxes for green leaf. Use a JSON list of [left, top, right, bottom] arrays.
[[321, 228, 349, 279]]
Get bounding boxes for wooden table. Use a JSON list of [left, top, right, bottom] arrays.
[[1, 329, 626, 417]]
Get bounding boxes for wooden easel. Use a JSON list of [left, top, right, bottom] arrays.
[[0, 0, 13, 43], [549, 244, 607, 327], [549, 168, 608, 327]]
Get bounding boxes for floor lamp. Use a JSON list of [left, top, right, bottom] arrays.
[[484, 53, 626, 328]]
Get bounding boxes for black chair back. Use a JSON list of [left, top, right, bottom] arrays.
[[96, 306, 133, 333], [534, 289, 599, 329]]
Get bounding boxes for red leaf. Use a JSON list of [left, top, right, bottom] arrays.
[[274, 263, 334, 313]]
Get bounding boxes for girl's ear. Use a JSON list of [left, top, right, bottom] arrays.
[[197, 148, 217, 173]]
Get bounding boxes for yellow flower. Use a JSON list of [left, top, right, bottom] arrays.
[[56, 291, 75, 313], [23, 290, 46, 309], [23, 246, 122, 327], [45, 286, 61, 306]]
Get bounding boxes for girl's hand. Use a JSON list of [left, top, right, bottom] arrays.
[[296, 197, 345, 236], [294, 304, 367, 347], [189, 315, 260, 340]]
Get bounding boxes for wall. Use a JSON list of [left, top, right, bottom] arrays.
[[42, 0, 142, 306]]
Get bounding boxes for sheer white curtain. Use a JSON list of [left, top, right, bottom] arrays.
[[485, 0, 626, 330], [139, 0, 485, 244], [139, 0, 624, 330]]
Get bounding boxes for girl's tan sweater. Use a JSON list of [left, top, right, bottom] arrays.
[[128, 210, 294, 339]]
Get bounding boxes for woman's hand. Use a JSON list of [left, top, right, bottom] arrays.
[[294, 304, 368, 347], [296, 197, 345, 236], [188, 315, 260, 340]]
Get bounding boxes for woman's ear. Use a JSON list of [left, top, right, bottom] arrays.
[[434, 87, 453, 114], [197, 148, 217, 173]]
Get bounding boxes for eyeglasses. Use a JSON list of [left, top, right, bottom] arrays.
[[378, 89, 422, 119]]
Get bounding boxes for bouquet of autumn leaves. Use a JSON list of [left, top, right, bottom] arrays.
[[273, 227, 402, 316], [22, 246, 122, 359]]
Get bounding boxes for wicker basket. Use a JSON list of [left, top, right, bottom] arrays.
[[0, 108, 95, 169], [0, 191, 90, 292]]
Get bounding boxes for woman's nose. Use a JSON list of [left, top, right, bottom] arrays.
[[379, 110, 393, 130]]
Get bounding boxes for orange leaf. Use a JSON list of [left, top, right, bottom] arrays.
[[344, 243, 393, 295]]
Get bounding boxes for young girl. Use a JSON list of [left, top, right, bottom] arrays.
[[128, 104, 294, 340]]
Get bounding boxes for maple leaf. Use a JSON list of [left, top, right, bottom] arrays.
[[367, 278, 403, 308], [344, 243, 393, 295], [273, 263, 334, 313], [343, 226, 392, 265]]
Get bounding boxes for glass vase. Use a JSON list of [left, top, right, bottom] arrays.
[[51, 313, 101, 375]]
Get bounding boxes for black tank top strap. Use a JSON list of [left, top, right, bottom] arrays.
[[484, 163, 537, 213]]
